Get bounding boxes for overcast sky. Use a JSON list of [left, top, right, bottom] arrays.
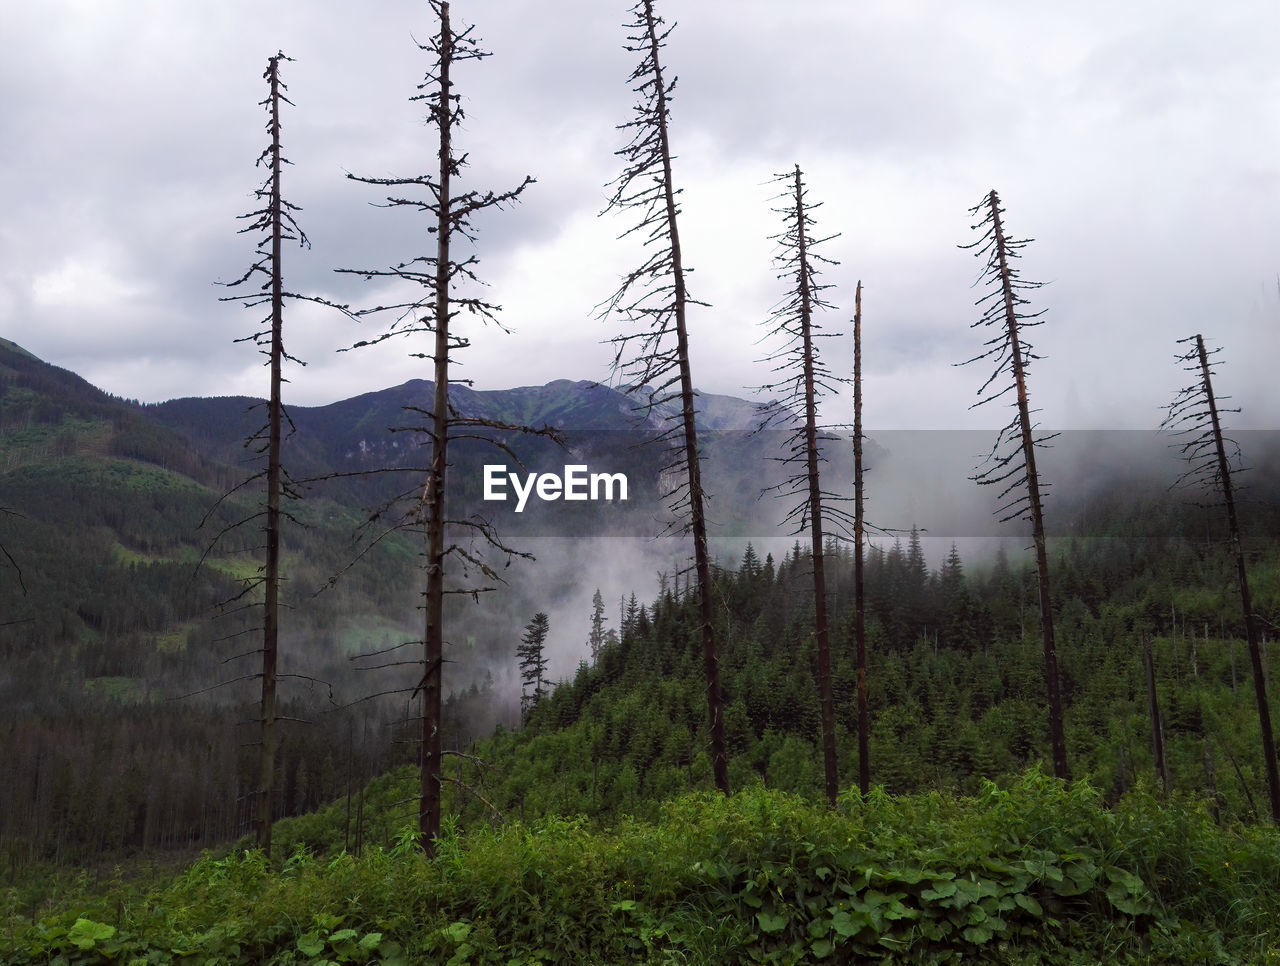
[[4, 0, 1278, 431]]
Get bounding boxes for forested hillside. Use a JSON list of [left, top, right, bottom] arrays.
[[6, 331, 1280, 865], [9, 522, 1280, 962], [0, 340, 425, 866], [0, 338, 848, 869], [434, 507, 1280, 831]]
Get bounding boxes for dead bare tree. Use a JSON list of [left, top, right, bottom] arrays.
[[598, 0, 728, 794], [217, 51, 309, 857], [852, 280, 870, 797], [1162, 333, 1280, 822], [756, 165, 849, 804], [959, 189, 1068, 780], [336, 1, 541, 854]]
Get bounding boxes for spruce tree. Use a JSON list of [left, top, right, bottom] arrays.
[[518, 613, 550, 722], [588, 588, 608, 664]]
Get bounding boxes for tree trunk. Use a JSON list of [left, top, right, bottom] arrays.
[[1193, 333, 1280, 822], [420, 1, 454, 854], [853, 280, 869, 797], [784, 166, 838, 804], [639, 0, 728, 795], [1143, 638, 1169, 793], [254, 53, 285, 858], [986, 192, 1068, 781]]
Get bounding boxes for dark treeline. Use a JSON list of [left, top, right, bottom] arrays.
[[0, 342, 433, 872], [0, 672, 503, 874], [0, 699, 416, 874]]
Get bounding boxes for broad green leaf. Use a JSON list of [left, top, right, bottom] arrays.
[[1106, 871, 1152, 915], [756, 911, 787, 933], [950, 879, 983, 908], [444, 921, 472, 944], [359, 931, 384, 950], [882, 867, 926, 885], [1024, 859, 1063, 883], [297, 931, 325, 957], [1106, 867, 1145, 891], [67, 918, 116, 950], [922, 880, 958, 901], [884, 897, 918, 921], [810, 937, 834, 957], [1062, 859, 1100, 895], [1014, 893, 1043, 916], [830, 909, 868, 938], [920, 918, 952, 941], [963, 923, 995, 944]]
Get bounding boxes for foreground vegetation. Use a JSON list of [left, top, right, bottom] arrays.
[[5, 771, 1280, 964]]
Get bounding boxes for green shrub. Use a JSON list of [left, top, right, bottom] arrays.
[[5, 770, 1279, 964]]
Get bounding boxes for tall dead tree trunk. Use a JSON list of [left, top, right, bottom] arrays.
[[219, 52, 309, 857], [600, 0, 727, 794], [258, 53, 286, 859], [338, 2, 535, 854], [417, 0, 456, 859], [1164, 333, 1280, 822], [757, 165, 847, 804], [853, 280, 870, 797], [960, 189, 1068, 780], [798, 196, 838, 808]]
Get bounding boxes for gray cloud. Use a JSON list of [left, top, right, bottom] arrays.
[[3, 0, 1277, 432]]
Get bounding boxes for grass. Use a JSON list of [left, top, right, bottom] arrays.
[[5, 770, 1279, 964]]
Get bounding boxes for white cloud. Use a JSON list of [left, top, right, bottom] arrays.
[[31, 252, 149, 312]]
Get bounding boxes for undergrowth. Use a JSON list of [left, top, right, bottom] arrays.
[[4, 770, 1279, 964]]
